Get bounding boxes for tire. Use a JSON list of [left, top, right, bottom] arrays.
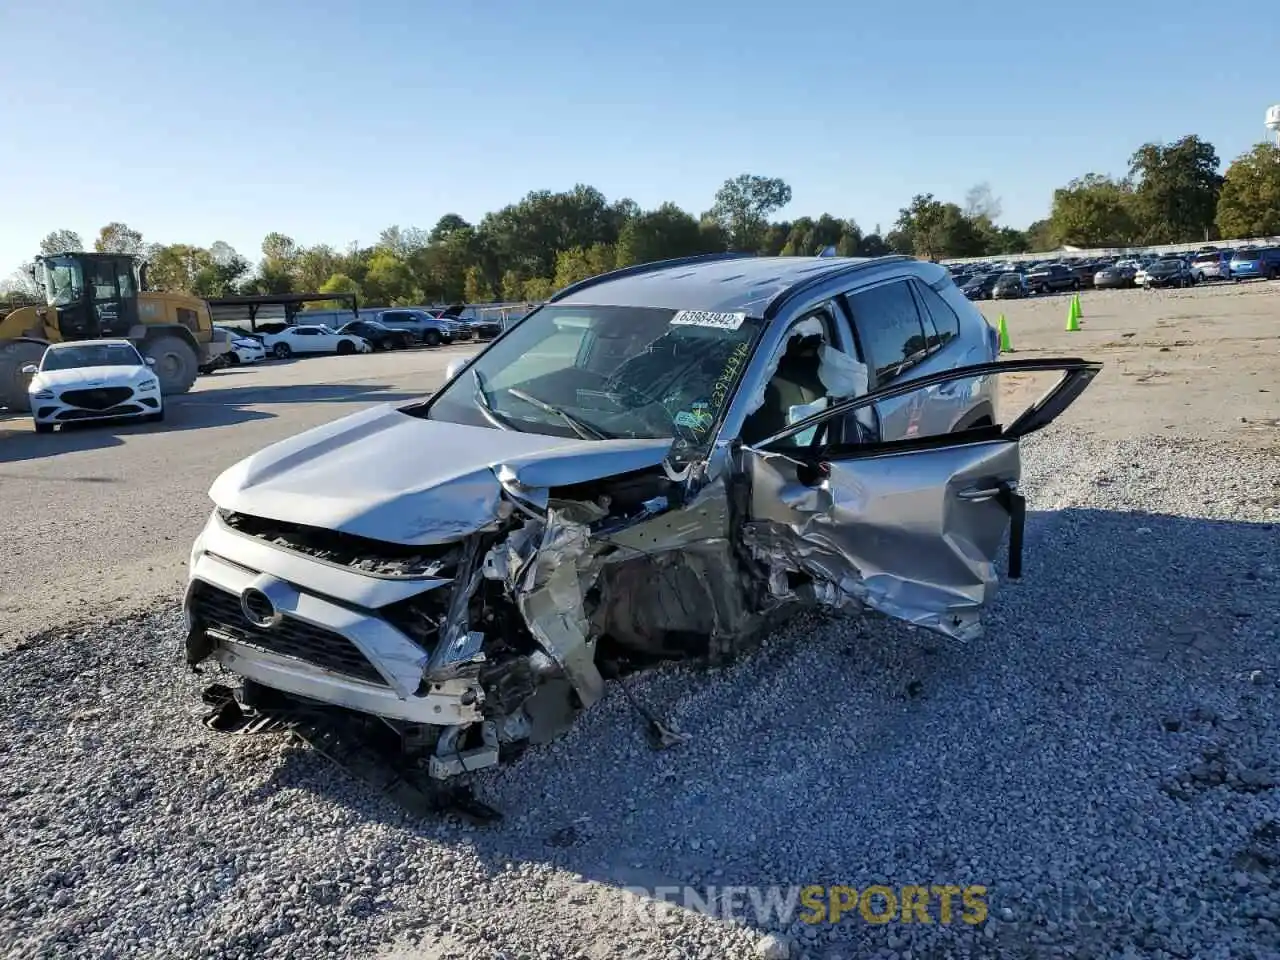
[[34, 420, 53, 434], [1071, 280, 1081, 291], [141, 335, 199, 396], [422, 329, 442, 347], [273, 343, 292, 359], [148, 407, 165, 423], [0, 340, 47, 413], [336, 339, 356, 356], [226, 352, 241, 366]]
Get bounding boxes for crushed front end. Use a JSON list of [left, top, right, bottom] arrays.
[[183, 446, 765, 782]]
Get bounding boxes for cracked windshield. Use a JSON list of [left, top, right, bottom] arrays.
[[418, 304, 763, 441]]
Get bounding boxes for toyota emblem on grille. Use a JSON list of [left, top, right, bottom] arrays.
[[240, 586, 282, 628]]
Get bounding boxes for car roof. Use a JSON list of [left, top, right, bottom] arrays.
[[552, 254, 912, 315], [48, 338, 134, 349]]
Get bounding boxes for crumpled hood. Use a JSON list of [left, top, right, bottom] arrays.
[[209, 403, 673, 545], [34, 364, 150, 390]]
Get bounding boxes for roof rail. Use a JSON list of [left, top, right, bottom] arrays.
[[547, 252, 756, 303], [763, 254, 915, 319]]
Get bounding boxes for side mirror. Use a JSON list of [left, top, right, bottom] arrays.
[[145, 357, 156, 366], [446, 358, 468, 382], [21, 364, 38, 375]]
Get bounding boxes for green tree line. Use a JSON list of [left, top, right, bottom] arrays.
[[5, 135, 1278, 310]]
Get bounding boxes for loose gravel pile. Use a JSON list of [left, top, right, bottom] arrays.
[[2, 427, 1278, 960]]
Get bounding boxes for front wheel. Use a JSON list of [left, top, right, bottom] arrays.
[[422, 329, 442, 347], [1071, 280, 1081, 291], [141, 335, 199, 395], [226, 352, 241, 366], [273, 343, 292, 359], [336, 339, 356, 355], [34, 420, 53, 434]]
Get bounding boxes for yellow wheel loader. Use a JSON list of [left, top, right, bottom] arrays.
[[0, 252, 230, 412]]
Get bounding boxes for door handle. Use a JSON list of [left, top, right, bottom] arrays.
[[957, 486, 1001, 501]]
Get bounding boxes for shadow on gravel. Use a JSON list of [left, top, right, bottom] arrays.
[[236, 505, 1278, 953], [0, 383, 423, 464]]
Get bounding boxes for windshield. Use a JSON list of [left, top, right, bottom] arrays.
[[41, 342, 141, 371], [38, 256, 85, 307], [416, 304, 765, 441]]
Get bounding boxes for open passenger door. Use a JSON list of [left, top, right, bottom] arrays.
[[742, 358, 1102, 641]]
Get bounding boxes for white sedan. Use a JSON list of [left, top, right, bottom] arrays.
[[260, 325, 372, 359], [23, 339, 164, 434], [215, 327, 268, 365]]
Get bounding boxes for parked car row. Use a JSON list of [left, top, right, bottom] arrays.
[[953, 244, 1280, 300], [208, 305, 504, 369]]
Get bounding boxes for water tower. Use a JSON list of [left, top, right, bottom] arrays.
[[1267, 104, 1280, 144]]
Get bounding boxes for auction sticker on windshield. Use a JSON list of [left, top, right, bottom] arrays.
[[670, 310, 746, 330]]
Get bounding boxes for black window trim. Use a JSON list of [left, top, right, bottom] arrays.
[[909, 278, 961, 356]]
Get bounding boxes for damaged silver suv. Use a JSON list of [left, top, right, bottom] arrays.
[[185, 253, 1099, 781]]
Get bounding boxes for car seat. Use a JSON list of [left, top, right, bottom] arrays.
[[741, 334, 827, 445]]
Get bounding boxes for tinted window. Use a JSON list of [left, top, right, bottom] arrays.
[[42, 343, 142, 371], [912, 282, 960, 349], [381, 312, 405, 323], [844, 280, 928, 381]]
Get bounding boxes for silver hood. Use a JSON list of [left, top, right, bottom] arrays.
[[208, 403, 672, 545]]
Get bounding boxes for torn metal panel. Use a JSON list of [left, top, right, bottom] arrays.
[[588, 478, 761, 659], [591, 537, 759, 660], [744, 438, 1021, 641], [422, 536, 487, 678], [595, 476, 731, 555], [488, 502, 610, 708]]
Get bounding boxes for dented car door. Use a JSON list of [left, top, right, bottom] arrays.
[[741, 358, 1101, 640]]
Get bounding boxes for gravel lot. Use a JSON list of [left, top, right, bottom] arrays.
[[2, 284, 1278, 959]]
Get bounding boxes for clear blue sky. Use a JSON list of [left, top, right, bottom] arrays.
[[2, 0, 1276, 275]]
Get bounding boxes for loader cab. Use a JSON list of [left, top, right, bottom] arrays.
[[36, 253, 142, 341]]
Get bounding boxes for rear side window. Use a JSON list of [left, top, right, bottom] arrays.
[[844, 280, 928, 382], [381, 311, 405, 323], [911, 282, 960, 349]]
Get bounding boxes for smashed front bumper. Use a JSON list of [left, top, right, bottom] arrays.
[[185, 514, 484, 727]]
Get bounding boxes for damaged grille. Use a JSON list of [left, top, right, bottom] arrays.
[[219, 510, 460, 578], [189, 581, 387, 686]]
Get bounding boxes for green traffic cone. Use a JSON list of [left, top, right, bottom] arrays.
[[997, 314, 1013, 352], [1072, 293, 1083, 320], [1065, 299, 1080, 332]]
